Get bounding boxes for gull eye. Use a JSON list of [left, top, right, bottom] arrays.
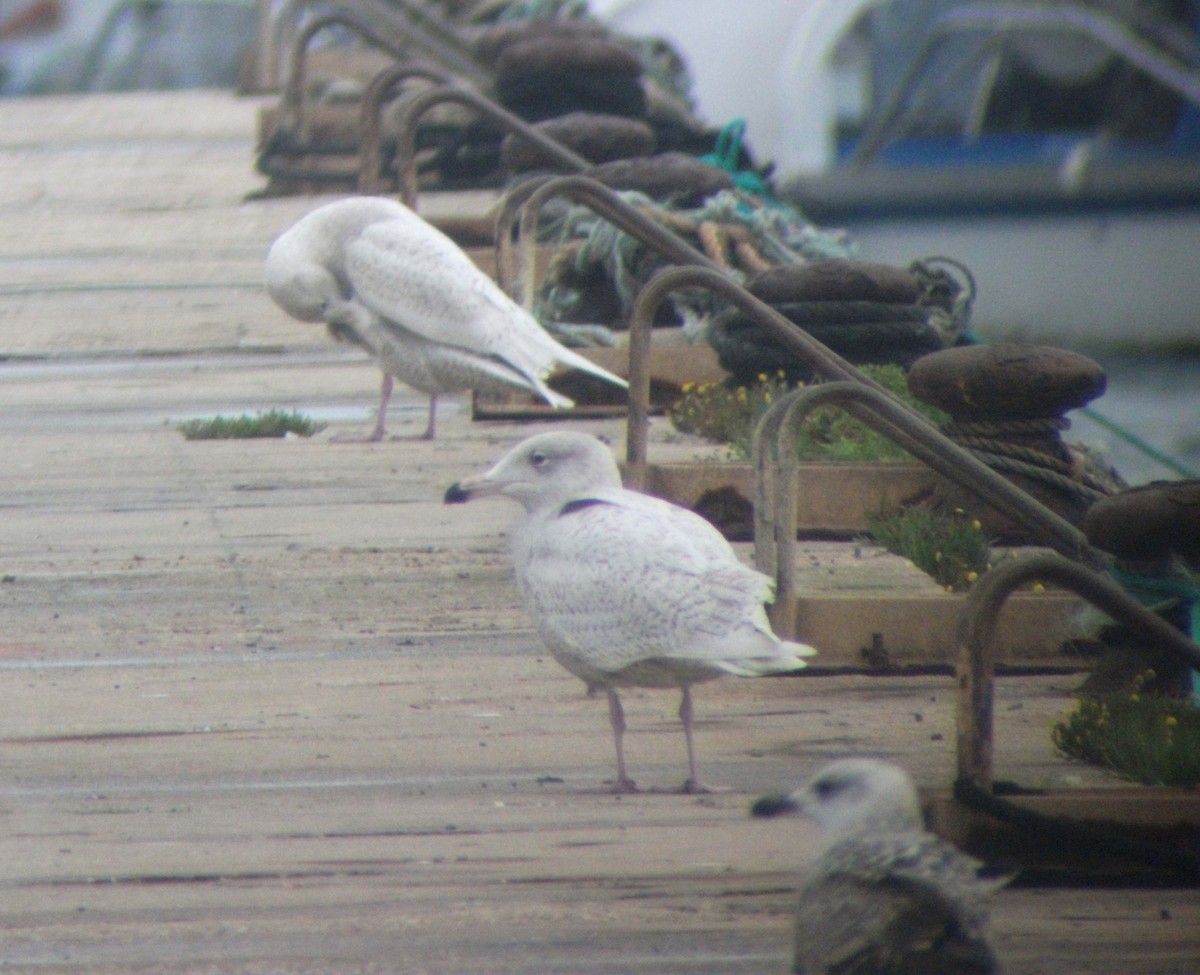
[[813, 777, 844, 800], [529, 450, 549, 468]]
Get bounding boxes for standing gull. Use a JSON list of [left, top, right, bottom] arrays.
[[444, 431, 815, 792], [264, 197, 627, 440], [754, 758, 1013, 975]]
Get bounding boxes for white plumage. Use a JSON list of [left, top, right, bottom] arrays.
[[754, 759, 1012, 975], [264, 197, 627, 439], [444, 431, 815, 792]]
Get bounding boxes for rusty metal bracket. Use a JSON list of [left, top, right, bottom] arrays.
[[389, 84, 594, 207], [625, 266, 944, 494], [747, 381, 1104, 637], [357, 62, 452, 193], [280, 8, 410, 139], [493, 175, 724, 310], [955, 551, 1200, 792], [266, 0, 485, 92]]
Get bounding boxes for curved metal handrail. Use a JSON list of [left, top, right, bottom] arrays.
[[493, 175, 565, 305], [281, 8, 409, 139], [852, 2, 1200, 166], [270, 0, 344, 89], [357, 62, 452, 193], [747, 382, 1103, 635], [267, 0, 485, 91], [955, 551, 1200, 791], [626, 266, 941, 493], [496, 175, 725, 309], [389, 84, 593, 207]]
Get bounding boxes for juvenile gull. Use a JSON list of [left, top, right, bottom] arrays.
[[264, 197, 627, 440], [754, 758, 1013, 975], [444, 431, 815, 792]]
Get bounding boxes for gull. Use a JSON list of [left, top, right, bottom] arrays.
[[754, 758, 1013, 975], [264, 197, 627, 440], [444, 430, 815, 792]]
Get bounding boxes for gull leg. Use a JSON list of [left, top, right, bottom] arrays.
[[678, 685, 722, 794], [369, 373, 393, 442], [606, 688, 638, 793], [421, 393, 438, 440]]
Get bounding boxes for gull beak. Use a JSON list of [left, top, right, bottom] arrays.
[[443, 472, 506, 504], [750, 792, 802, 818]]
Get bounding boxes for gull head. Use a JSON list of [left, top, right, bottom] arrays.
[[264, 240, 342, 323], [752, 758, 923, 838], [444, 431, 622, 514]]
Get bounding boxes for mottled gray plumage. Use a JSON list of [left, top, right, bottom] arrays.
[[756, 759, 1011, 975], [264, 197, 627, 439], [445, 431, 815, 792]]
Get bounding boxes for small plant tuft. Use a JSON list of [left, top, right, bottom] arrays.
[[668, 364, 947, 462], [1052, 670, 1200, 787], [866, 506, 991, 592], [177, 410, 326, 441]]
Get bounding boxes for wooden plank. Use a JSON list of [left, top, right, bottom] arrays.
[[794, 591, 1089, 669], [2, 90, 1198, 974], [642, 461, 939, 536]]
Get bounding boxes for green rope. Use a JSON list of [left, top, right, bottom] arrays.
[[698, 118, 781, 204], [1109, 566, 1200, 614], [536, 188, 853, 326], [1080, 405, 1198, 479], [1108, 565, 1200, 693]]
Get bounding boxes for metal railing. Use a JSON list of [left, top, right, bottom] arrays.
[[954, 551, 1200, 791], [279, 8, 409, 138], [747, 380, 1104, 635], [357, 62, 451, 193], [388, 83, 593, 206], [265, 0, 486, 91], [491, 174, 723, 309]]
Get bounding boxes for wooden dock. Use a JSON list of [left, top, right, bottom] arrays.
[[0, 89, 1197, 973]]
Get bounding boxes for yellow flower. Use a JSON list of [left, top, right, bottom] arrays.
[[1032, 582, 1045, 593], [1166, 715, 1179, 728], [971, 519, 982, 531], [966, 571, 978, 583]]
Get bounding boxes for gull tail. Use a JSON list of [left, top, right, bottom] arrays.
[[716, 640, 817, 677], [529, 376, 576, 410], [551, 345, 630, 393]]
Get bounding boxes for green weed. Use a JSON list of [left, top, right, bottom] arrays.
[[1052, 671, 1200, 787], [668, 363, 946, 462], [177, 410, 326, 440], [866, 506, 991, 592]]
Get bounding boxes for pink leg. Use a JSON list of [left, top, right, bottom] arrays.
[[678, 685, 721, 794], [606, 688, 638, 793], [369, 373, 393, 442], [421, 393, 438, 440]]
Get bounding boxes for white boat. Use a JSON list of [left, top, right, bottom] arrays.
[[599, 0, 1200, 352]]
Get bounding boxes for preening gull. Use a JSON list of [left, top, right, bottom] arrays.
[[264, 197, 628, 440], [754, 758, 1013, 975], [444, 431, 815, 792]]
